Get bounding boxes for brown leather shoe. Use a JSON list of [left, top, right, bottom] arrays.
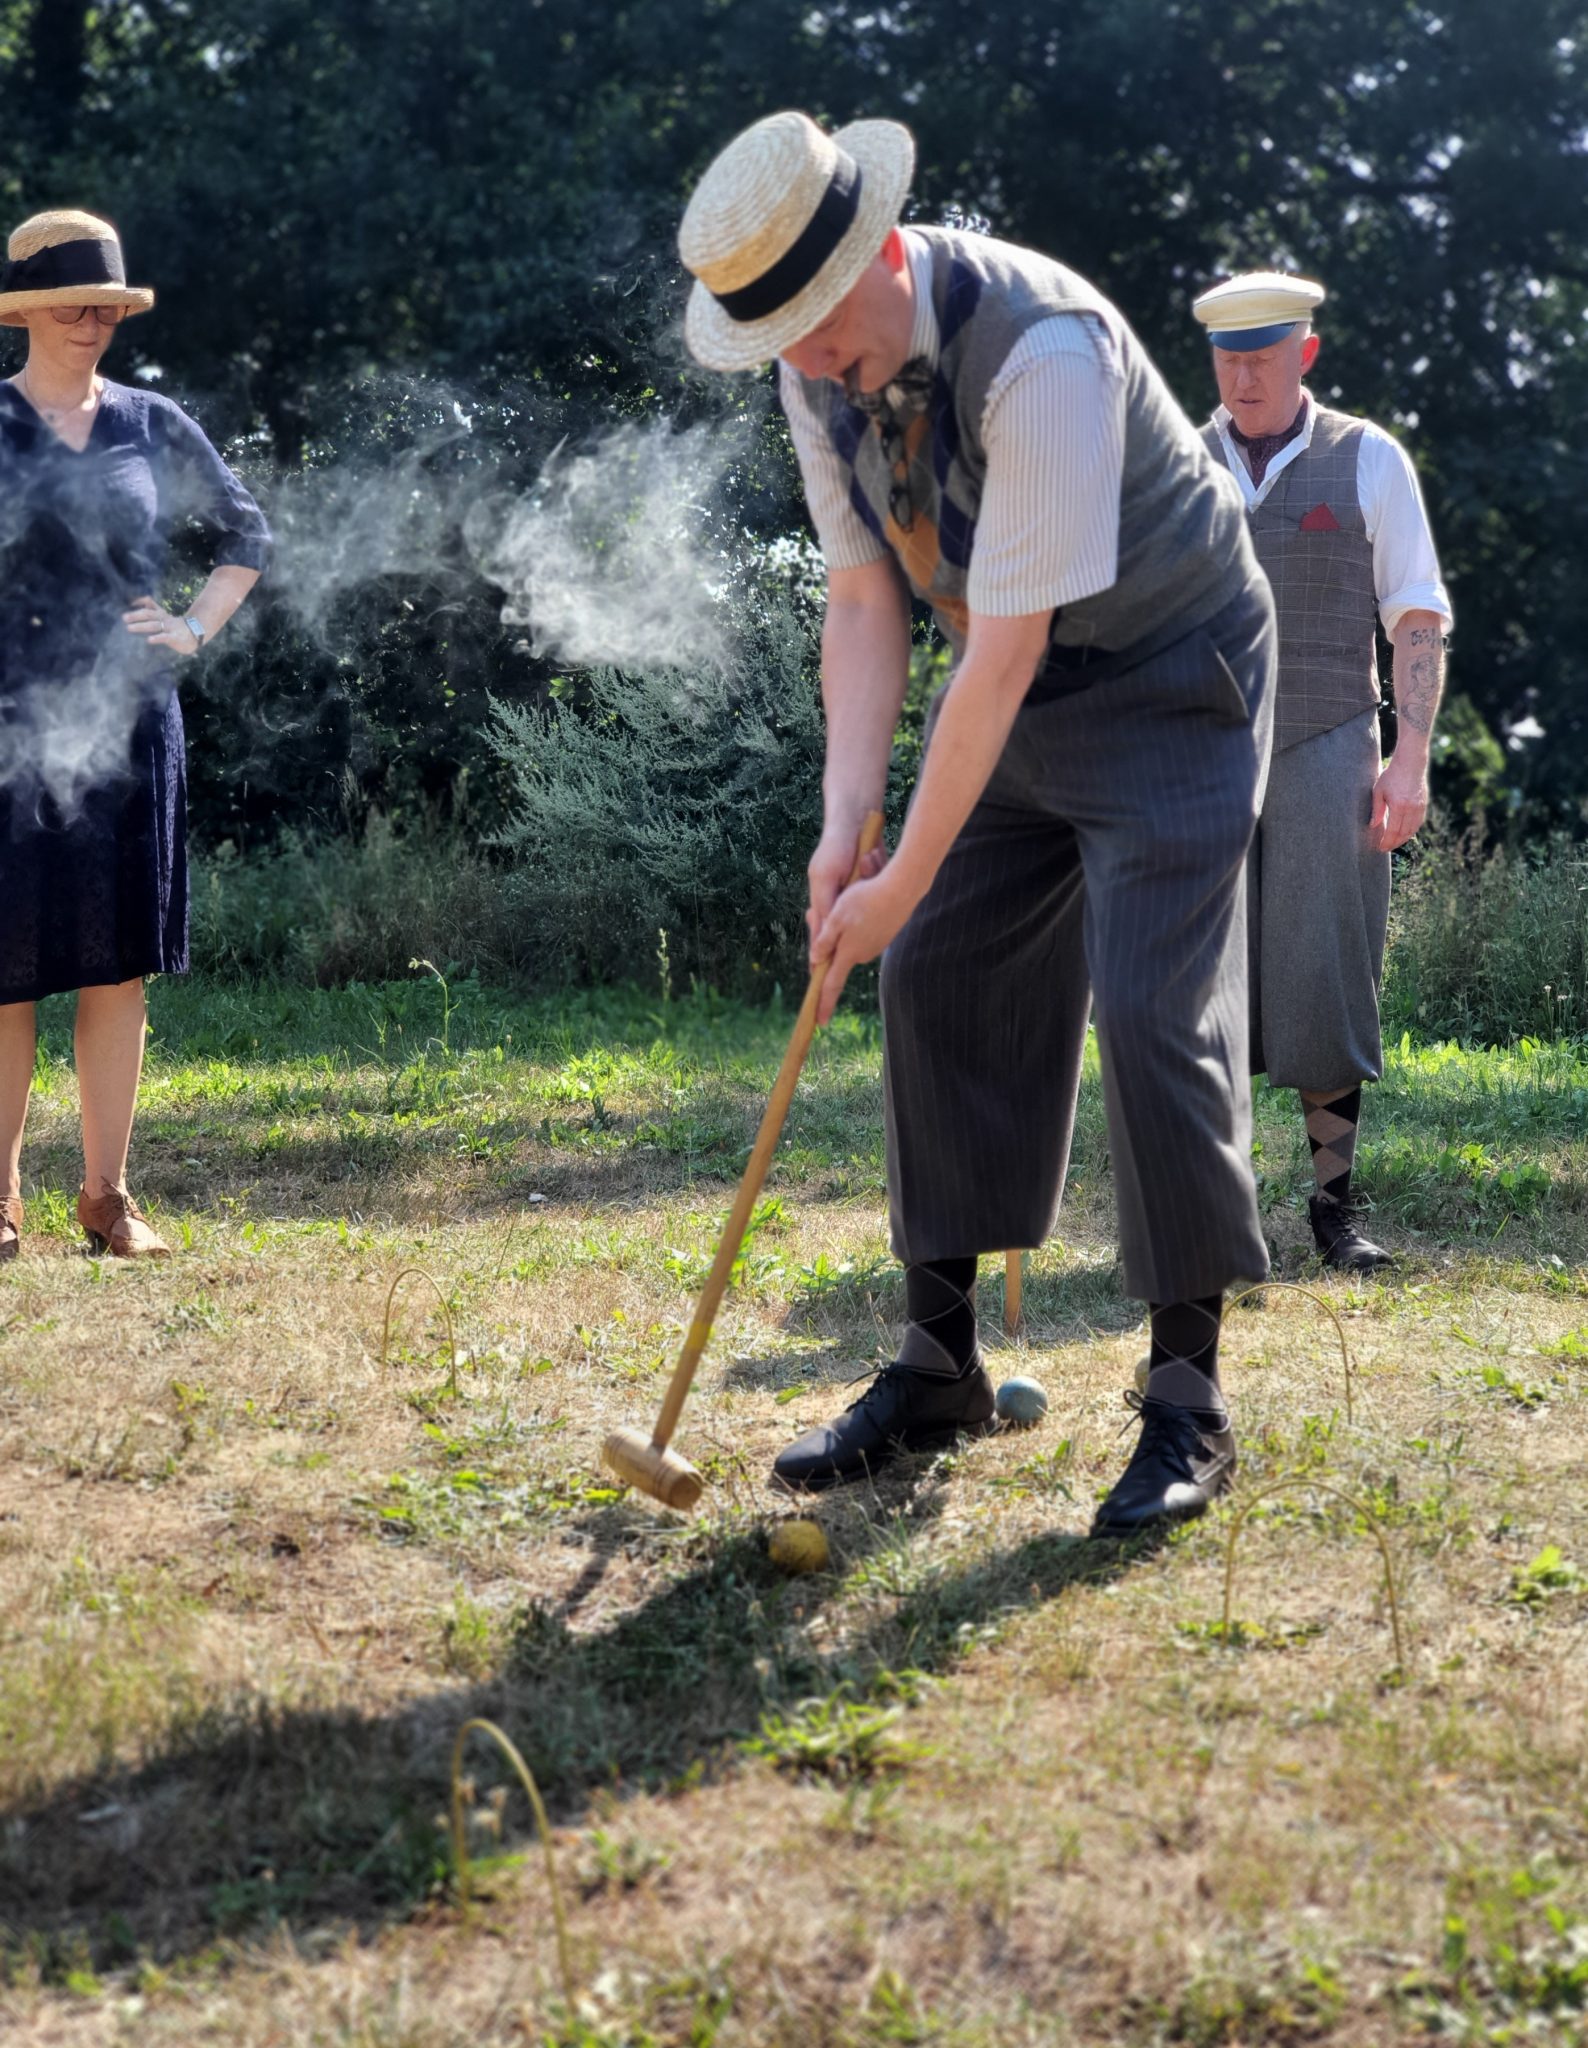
[[77, 1181, 171, 1259], [0, 1195, 20, 1262]]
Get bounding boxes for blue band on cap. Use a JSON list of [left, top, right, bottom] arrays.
[[1207, 320, 1304, 353]]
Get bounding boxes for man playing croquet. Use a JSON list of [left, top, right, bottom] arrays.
[[1192, 274, 1452, 1271], [678, 112, 1276, 1534]]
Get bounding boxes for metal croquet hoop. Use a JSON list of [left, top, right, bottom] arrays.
[[1226, 1279, 1356, 1424], [451, 1716, 575, 2007], [1221, 1476, 1407, 1677], [379, 1266, 460, 1395]]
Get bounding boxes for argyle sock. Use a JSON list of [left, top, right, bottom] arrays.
[[1146, 1294, 1226, 1426], [1301, 1086, 1362, 1203], [899, 1257, 979, 1378]]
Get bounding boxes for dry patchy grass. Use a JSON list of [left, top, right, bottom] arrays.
[[1, 976, 1587, 2044]]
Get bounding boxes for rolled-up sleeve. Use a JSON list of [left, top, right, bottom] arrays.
[[969, 313, 1124, 617], [777, 362, 887, 573], [1359, 426, 1451, 636]]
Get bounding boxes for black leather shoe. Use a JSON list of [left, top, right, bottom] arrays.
[[1309, 1193, 1395, 1273], [1089, 1392, 1236, 1538], [772, 1359, 996, 1493]]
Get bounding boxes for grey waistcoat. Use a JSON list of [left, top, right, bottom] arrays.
[[799, 228, 1255, 660], [1202, 407, 1377, 752]]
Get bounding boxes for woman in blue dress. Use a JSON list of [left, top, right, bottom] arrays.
[[0, 210, 270, 1260]]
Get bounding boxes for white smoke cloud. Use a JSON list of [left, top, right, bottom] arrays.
[[463, 412, 755, 674], [0, 645, 164, 820], [0, 375, 771, 816], [261, 401, 476, 641]]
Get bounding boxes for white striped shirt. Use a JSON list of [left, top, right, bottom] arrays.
[[778, 228, 1126, 616]]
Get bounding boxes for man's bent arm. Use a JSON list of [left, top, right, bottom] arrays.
[[885, 609, 1053, 904], [807, 557, 914, 933], [811, 605, 1053, 1018], [1371, 608, 1446, 852]]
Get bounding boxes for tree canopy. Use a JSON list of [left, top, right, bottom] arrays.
[[3, 0, 1585, 828]]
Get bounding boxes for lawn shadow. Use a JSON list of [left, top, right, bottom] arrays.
[[0, 1474, 1156, 1977]]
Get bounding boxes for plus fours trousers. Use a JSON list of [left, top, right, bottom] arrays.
[[881, 582, 1277, 1305], [1247, 705, 1391, 1091]]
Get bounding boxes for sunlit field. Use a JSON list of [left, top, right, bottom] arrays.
[[3, 975, 1587, 2044]]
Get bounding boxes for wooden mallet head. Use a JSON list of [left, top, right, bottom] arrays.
[[601, 1426, 704, 1512]]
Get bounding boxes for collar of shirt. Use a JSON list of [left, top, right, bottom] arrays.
[[1213, 391, 1317, 510], [843, 231, 940, 423], [902, 229, 939, 369]]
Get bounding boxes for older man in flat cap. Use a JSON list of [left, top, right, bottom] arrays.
[[678, 110, 1277, 1536], [1193, 274, 1452, 1271]]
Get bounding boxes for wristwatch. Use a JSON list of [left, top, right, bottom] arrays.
[[182, 615, 207, 649]]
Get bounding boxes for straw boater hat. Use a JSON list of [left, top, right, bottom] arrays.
[[1192, 271, 1325, 351], [0, 210, 154, 327], [680, 111, 915, 372]]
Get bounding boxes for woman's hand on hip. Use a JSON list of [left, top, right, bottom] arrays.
[[123, 596, 199, 658]]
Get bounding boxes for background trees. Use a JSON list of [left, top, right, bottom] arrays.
[[2, 0, 1584, 843]]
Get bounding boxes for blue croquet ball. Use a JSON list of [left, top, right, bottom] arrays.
[[995, 1376, 1048, 1428]]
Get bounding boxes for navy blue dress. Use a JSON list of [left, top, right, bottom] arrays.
[[0, 380, 270, 1004]]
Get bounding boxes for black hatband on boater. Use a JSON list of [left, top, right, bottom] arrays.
[[0, 236, 127, 295], [710, 154, 863, 324]]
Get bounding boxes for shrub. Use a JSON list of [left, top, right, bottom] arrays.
[[488, 603, 817, 995], [1385, 822, 1588, 1044], [190, 815, 525, 986]]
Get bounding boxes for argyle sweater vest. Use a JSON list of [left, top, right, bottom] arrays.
[[798, 228, 1252, 660], [1203, 407, 1377, 751]]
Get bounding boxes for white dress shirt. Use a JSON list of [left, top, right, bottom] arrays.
[[779, 229, 1126, 617], [1208, 395, 1453, 635]]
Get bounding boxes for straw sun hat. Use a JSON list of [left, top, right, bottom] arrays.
[[0, 210, 154, 327], [680, 111, 915, 371]]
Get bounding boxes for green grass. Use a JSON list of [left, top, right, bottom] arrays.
[[2, 975, 1588, 2042]]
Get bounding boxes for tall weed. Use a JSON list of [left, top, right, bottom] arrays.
[[1386, 822, 1588, 1044], [190, 816, 524, 986]]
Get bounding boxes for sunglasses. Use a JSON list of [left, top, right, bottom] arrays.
[[47, 303, 128, 327]]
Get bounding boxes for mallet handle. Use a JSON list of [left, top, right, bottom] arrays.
[[649, 810, 885, 1453], [1005, 1249, 1022, 1335]]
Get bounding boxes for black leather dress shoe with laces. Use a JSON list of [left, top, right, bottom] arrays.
[[772, 1358, 996, 1493], [1309, 1193, 1395, 1273], [1089, 1391, 1237, 1537]]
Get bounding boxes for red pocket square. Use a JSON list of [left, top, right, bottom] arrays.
[[1300, 503, 1341, 532]]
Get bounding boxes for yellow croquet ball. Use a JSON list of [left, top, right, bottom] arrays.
[[769, 1518, 830, 1575]]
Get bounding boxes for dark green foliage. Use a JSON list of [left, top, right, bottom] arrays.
[[2, 0, 1586, 870], [176, 379, 551, 847]]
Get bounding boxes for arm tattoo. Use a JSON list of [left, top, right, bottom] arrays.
[[1396, 625, 1444, 736]]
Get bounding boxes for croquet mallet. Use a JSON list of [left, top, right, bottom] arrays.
[[602, 811, 886, 1511]]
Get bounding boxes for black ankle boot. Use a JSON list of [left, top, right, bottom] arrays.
[[1309, 1193, 1394, 1273], [1090, 1392, 1236, 1537], [771, 1358, 996, 1493]]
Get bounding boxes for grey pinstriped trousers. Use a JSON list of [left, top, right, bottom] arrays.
[[881, 581, 1277, 1305]]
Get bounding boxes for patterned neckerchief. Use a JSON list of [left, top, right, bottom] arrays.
[[1229, 398, 1308, 486], [843, 356, 935, 427], [844, 357, 937, 532]]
